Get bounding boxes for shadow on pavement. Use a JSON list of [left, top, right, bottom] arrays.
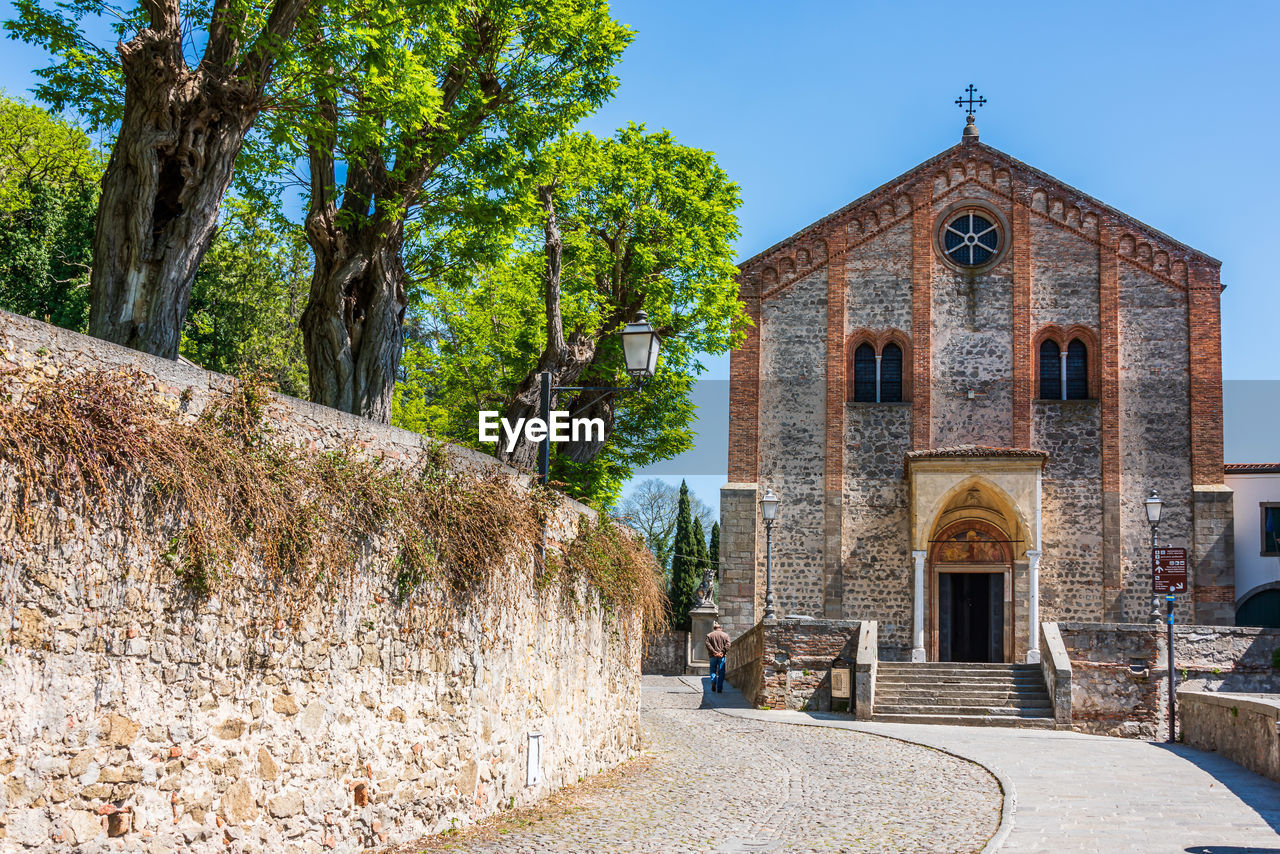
[[1152, 743, 1280, 836], [681, 675, 754, 711], [1185, 848, 1280, 853]]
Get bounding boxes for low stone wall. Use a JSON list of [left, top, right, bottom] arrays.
[[1179, 691, 1280, 784], [726, 621, 765, 706], [1059, 622, 1280, 739], [641, 630, 688, 676], [725, 619, 862, 712], [0, 313, 643, 853]]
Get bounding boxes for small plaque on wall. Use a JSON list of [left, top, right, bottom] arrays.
[[831, 667, 851, 699]]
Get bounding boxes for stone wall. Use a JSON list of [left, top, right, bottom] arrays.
[[753, 619, 861, 712], [1058, 622, 1280, 738], [1034, 401, 1104, 623], [0, 313, 642, 853], [1179, 691, 1280, 784], [725, 621, 765, 708], [640, 630, 688, 676], [757, 270, 828, 618]]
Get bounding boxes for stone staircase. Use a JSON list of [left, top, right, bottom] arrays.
[[872, 662, 1057, 728]]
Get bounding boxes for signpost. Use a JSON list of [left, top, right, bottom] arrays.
[[1152, 547, 1185, 743], [1153, 547, 1187, 594]]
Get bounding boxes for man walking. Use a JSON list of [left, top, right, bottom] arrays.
[[705, 622, 731, 693]]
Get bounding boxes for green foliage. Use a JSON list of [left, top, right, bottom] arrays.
[[399, 125, 745, 506], [616, 477, 712, 582], [180, 199, 311, 398], [668, 480, 702, 630], [245, 0, 633, 277], [0, 96, 102, 330], [0, 94, 105, 207], [1272, 647, 1280, 669], [708, 521, 720, 578]]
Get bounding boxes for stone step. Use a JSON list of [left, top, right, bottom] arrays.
[[871, 712, 1057, 728], [877, 667, 1041, 678], [875, 693, 1051, 708], [876, 676, 1044, 688], [879, 661, 1040, 668], [876, 703, 1055, 717]]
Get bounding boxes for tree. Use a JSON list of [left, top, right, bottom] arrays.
[[0, 95, 103, 209], [401, 125, 744, 504], [247, 0, 632, 421], [708, 521, 720, 579], [690, 515, 708, 599], [8, 0, 312, 358], [180, 199, 311, 397], [617, 477, 712, 578], [0, 96, 103, 330], [668, 480, 702, 630], [492, 126, 744, 474]]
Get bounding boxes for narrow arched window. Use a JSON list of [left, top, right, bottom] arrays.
[[1066, 339, 1088, 399], [881, 343, 903, 402], [853, 343, 876, 402], [1039, 340, 1061, 400]]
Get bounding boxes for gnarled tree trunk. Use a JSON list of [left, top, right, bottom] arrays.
[[299, 222, 407, 422], [87, 0, 308, 358]]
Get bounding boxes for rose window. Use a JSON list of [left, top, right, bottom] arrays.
[[942, 211, 1000, 267]]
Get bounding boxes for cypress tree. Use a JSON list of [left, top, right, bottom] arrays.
[[669, 480, 698, 629], [709, 522, 721, 579], [692, 516, 709, 590]]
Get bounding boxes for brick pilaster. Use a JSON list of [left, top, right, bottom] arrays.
[[910, 191, 933, 450], [1011, 197, 1032, 448], [1187, 261, 1225, 486], [824, 230, 847, 618], [728, 272, 761, 482], [1098, 224, 1123, 622]]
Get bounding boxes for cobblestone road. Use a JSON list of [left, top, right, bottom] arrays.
[[407, 676, 1002, 854], [723, 702, 1280, 854]]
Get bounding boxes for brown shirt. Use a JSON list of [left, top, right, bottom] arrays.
[[704, 628, 731, 658]]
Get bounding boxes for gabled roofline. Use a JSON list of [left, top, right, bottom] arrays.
[[737, 138, 1221, 273]]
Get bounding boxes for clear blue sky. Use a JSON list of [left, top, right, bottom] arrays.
[[5, 1, 1278, 512]]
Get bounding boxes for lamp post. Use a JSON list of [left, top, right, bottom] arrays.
[[1145, 489, 1163, 623], [760, 488, 779, 620], [538, 312, 661, 484]]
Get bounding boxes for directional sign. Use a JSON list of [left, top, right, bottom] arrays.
[[1153, 547, 1187, 594]]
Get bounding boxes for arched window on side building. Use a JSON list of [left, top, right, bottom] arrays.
[[1038, 339, 1061, 400], [853, 342, 876, 402]]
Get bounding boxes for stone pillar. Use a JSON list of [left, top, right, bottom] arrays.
[[1191, 484, 1235, 625], [719, 483, 761, 639], [1026, 549, 1042, 663], [911, 549, 927, 662]]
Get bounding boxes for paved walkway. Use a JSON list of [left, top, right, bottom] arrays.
[[407, 675, 1003, 853], [699, 677, 1280, 854], [403, 675, 1280, 853]]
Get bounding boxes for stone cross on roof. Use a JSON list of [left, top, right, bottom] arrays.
[[956, 84, 986, 140]]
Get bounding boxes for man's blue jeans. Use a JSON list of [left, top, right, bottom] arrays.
[[709, 655, 726, 692]]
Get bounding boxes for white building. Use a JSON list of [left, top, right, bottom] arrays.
[[1225, 463, 1280, 627]]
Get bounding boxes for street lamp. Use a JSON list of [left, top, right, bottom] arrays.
[[1146, 488, 1163, 622], [760, 488, 780, 620], [538, 312, 661, 483]]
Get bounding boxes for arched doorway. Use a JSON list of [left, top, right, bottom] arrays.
[[930, 519, 1013, 662]]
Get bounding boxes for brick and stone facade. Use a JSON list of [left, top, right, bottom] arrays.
[[722, 119, 1232, 659]]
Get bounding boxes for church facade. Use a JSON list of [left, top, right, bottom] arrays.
[[719, 115, 1234, 662]]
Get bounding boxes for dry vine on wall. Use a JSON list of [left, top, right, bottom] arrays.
[[0, 368, 666, 637]]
